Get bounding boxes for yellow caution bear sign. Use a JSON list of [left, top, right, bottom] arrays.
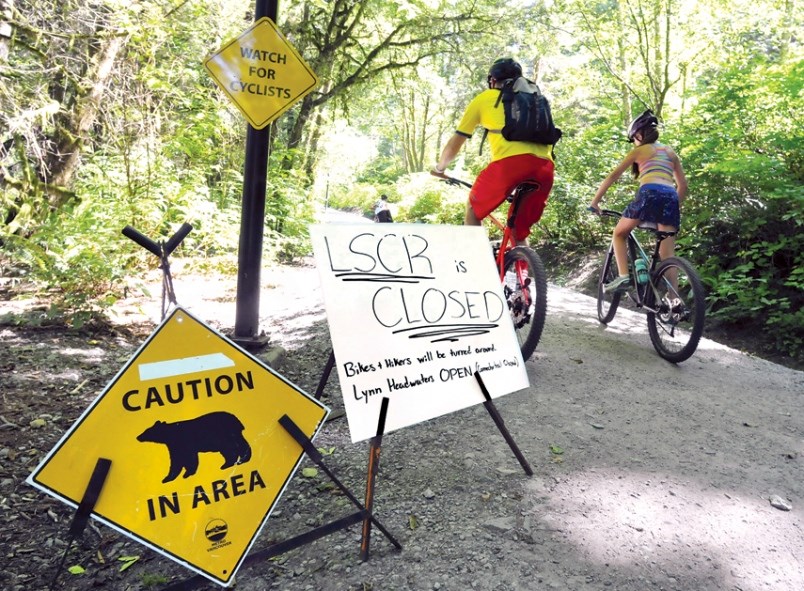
[[27, 307, 329, 587]]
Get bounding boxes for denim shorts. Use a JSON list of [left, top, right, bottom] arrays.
[[622, 183, 680, 228]]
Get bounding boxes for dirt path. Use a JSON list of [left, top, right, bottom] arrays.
[[2, 257, 803, 591], [250, 261, 804, 591]]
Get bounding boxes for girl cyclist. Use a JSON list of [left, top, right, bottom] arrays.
[[589, 110, 688, 292]]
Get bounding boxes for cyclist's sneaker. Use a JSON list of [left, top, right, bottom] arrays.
[[604, 275, 631, 293]]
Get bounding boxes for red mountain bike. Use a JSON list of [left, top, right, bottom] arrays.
[[437, 175, 548, 361]]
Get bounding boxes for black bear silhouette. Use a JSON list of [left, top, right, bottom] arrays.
[[137, 412, 252, 483]]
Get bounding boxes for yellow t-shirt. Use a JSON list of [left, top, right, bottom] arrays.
[[456, 88, 554, 163]]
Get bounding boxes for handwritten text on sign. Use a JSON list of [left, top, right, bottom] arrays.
[[311, 224, 529, 442]]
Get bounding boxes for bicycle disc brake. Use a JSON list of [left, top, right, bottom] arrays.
[[658, 297, 686, 323], [505, 278, 532, 328]]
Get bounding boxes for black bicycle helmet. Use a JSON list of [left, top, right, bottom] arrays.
[[487, 58, 522, 86], [627, 109, 659, 142]]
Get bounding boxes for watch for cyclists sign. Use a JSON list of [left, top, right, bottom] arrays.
[[26, 307, 329, 587], [204, 17, 319, 130]]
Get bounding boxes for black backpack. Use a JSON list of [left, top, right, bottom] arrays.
[[482, 77, 562, 151]]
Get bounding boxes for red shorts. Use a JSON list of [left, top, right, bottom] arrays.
[[470, 154, 554, 241]]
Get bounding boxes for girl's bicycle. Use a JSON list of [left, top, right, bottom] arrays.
[[591, 208, 705, 363], [438, 175, 548, 361]]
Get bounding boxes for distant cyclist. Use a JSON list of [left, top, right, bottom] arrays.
[[431, 58, 556, 246], [374, 194, 393, 223], [589, 110, 688, 292]]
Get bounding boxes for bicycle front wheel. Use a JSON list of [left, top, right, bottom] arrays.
[[646, 256, 706, 363], [501, 247, 547, 361], [597, 246, 621, 324]]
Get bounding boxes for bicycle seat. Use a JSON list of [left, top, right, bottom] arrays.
[[637, 222, 678, 240], [506, 180, 541, 203], [636, 221, 677, 239]]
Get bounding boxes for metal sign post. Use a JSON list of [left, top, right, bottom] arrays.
[[205, 0, 318, 348], [233, 0, 275, 347], [234, 123, 270, 346]]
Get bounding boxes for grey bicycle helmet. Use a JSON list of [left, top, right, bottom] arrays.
[[627, 109, 659, 142], [487, 58, 522, 86]]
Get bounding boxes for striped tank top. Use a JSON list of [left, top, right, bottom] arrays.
[[638, 144, 675, 185]]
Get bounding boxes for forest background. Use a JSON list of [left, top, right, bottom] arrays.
[[0, 0, 801, 367]]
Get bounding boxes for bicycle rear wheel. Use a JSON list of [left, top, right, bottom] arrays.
[[501, 247, 547, 361], [597, 247, 621, 324], [646, 257, 706, 363]]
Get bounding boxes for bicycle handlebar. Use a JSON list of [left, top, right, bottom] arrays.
[[430, 170, 473, 189], [587, 207, 621, 218]]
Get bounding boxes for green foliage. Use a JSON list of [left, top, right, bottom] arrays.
[[77, 151, 238, 254], [400, 190, 445, 223], [676, 53, 803, 361], [1, 194, 133, 327], [118, 555, 140, 572], [0, 171, 50, 238], [356, 149, 407, 185], [393, 173, 465, 225], [270, 230, 312, 266], [2, 0, 801, 366], [1, 137, 247, 325], [140, 572, 171, 587], [535, 120, 633, 249], [325, 183, 380, 219]]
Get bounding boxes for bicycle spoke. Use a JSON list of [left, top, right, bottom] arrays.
[[502, 247, 547, 361], [597, 249, 621, 323], [646, 257, 706, 363]]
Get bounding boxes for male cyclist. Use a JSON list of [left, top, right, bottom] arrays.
[[431, 58, 556, 246]]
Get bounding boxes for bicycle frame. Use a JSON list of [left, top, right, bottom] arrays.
[[436, 173, 548, 360], [625, 233, 662, 312], [593, 208, 705, 363], [486, 211, 514, 280], [439, 175, 538, 280], [598, 209, 675, 313]]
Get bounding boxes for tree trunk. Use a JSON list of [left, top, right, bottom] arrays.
[[414, 94, 430, 172], [283, 94, 315, 171], [0, 0, 12, 62], [401, 91, 412, 173], [47, 33, 126, 206], [651, 1, 662, 104], [302, 107, 327, 180], [617, 0, 631, 124]]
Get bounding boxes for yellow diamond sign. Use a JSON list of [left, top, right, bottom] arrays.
[[204, 17, 319, 129], [27, 307, 329, 587]]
